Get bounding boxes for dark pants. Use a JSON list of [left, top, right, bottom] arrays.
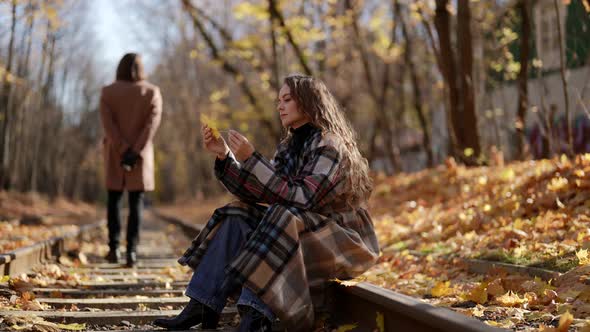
[[107, 190, 144, 252]]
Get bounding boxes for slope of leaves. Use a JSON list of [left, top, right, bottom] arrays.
[[364, 154, 590, 330], [0, 191, 100, 253]]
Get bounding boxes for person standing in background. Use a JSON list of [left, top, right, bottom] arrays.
[[99, 53, 163, 267]]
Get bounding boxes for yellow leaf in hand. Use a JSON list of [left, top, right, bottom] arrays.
[[200, 114, 221, 139]]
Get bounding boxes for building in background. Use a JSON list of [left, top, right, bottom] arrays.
[[483, 0, 590, 159]]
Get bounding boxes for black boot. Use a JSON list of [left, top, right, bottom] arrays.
[[105, 248, 121, 264], [153, 298, 220, 330], [237, 306, 273, 332], [126, 251, 137, 268]]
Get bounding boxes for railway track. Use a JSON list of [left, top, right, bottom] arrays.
[[0, 210, 505, 331]]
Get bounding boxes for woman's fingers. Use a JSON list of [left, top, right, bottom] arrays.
[[229, 130, 244, 141], [229, 137, 238, 150], [228, 134, 241, 147]]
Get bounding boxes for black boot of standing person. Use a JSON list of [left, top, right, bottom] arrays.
[[153, 298, 220, 330]]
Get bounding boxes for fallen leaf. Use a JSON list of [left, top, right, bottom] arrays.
[[57, 323, 86, 330], [496, 291, 527, 307], [431, 281, 453, 297], [336, 323, 358, 332], [376, 312, 384, 332]]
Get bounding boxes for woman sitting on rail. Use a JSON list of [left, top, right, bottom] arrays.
[[154, 74, 380, 332]]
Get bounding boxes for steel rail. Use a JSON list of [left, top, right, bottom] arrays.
[[0, 220, 105, 276]]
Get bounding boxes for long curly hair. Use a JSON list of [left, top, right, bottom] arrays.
[[283, 74, 373, 204]]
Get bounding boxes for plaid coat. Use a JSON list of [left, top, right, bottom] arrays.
[[178, 129, 380, 331]]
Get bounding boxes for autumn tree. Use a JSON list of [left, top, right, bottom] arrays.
[[435, 0, 481, 164]]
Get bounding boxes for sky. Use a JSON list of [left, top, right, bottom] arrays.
[[90, 0, 155, 77]]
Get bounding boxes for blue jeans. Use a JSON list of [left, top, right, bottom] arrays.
[[184, 216, 276, 321]]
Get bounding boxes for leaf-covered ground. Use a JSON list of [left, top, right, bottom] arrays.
[[0, 191, 100, 253], [4, 155, 590, 330], [361, 155, 590, 331]]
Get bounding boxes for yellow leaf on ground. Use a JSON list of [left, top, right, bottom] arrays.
[[486, 279, 505, 297], [336, 323, 358, 332], [471, 305, 485, 317], [332, 278, 359, 287], [548, 177, 569, 191], [464, 282, 488, 304], [431, 281, 453, 297], [557, 311, 574, 332], [577, 249, 590, 265], [376, 312, 385, 332], [57, 323, 86, 330], [496, 291, 527, 307]]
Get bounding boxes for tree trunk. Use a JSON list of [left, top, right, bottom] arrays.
[[268, 0, 313, 76], [434, 0, 461, 159], [30, 26, 52, 193], [181, 0, 280, 140], [516, 0, 531, 159], [396, 0, 434, 167], [456, 0, 481, 162], [418, 6, 456, 160], [268, 3, 281, 90], [553, 0, 573, 155], [0, 0, 18, 188]]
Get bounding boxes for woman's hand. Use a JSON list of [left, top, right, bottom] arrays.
[[228, 130, 255, 162], [202, 124, 230, 159]]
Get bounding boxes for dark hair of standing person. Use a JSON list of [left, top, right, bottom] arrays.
[[116, 53, 146, 82]]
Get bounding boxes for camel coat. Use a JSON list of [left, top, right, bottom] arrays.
[[99, 80, 162, 191]]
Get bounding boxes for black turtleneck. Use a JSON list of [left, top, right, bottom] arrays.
[[289, 122, 316, 155]]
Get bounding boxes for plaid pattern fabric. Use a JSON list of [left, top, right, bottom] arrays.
[[178, 131, 380, 331]]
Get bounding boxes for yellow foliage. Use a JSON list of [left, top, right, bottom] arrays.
[[233, 2, 268, 20]]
